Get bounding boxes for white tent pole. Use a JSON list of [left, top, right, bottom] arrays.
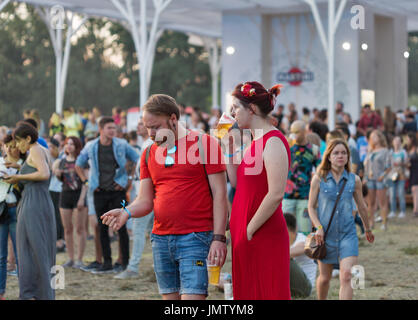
[[0, 0, 10, 12], [60, 12, 73, 105], [304, 0, 329, 59], [203, 37, 222, 110], [114, 0, 141, 106], [304, 0, 346, 131], [139, 0, 147, 106], [145, 27, 164, 91], [112, 0, 171, 107], [60, 14, 88, 109], [334, 0, 347, 34], [36, 7, 87, 115], [328, 0, 335, 130], [35, 7, 58, 55], [56, 25, 63, 115]]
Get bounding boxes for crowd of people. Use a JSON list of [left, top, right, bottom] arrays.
[[0, 83, 417, 300]]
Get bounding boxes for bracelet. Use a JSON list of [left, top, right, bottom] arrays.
[[121, 200, 132, 219], [212, 234, 227, 243], [224, 145, 245, 158], [317, 225, 323, 230]]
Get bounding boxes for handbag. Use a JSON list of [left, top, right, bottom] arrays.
[[304, 178, 347, 260], [0, 162, 22, 224], [0, 183, 13, 224]]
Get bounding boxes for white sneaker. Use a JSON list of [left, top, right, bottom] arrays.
[[398, 212, 406, 219], [114, 269, 139, 279], [73, 261, 85, 269], [332, 270, 340, 278], [380, 224, 387, 231], [388, 212, 396, 219], [375, 216, 383, 223]]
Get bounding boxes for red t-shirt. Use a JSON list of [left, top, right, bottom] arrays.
[[140, 130, 226, 235]]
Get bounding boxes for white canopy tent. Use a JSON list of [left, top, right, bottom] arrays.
[[1, 0, 417, 129]]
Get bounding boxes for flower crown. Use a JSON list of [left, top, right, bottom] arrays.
[[241, 83, 256, 97]]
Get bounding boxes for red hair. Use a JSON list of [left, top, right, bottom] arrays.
[[231, 81, 283, 116], [64, 136, 82, 157]]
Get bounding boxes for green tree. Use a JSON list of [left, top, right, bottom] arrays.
[[151, 30, 212, 111], [0, 4, 212, 129]]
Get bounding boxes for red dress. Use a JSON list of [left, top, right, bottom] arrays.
[[230, 130, 291, 300]]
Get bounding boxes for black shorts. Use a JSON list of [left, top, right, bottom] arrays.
[[59, 190, 82, 210]]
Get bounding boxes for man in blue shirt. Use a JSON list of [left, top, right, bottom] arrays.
[[76, 116, 139, 273]]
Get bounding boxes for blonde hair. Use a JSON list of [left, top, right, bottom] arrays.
[[317, 138, 351, 180], [326, 129, 345, 144], [370, 129, 388, 149]]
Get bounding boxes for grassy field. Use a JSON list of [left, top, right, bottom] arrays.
[[3, 210, 418, 300]]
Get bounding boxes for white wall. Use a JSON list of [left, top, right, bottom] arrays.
[[221, 2, 408, 122], [269, 8, 359, 121], [221, 13, 263, 110]]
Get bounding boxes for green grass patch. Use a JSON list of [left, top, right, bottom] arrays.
[[400, 246, 418, 255]]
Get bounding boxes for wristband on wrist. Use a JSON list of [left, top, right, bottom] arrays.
[[121, 200, 132, 219], [316, 225, 323, 230], [224, 145, 245, 158], [212, 234, 226, 243]]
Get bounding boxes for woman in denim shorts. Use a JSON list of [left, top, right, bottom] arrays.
[[308, 139, 374, 300], [363, 130, 391, 230]]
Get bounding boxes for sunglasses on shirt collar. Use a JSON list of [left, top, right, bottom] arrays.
[[165, 145, 177, 168]]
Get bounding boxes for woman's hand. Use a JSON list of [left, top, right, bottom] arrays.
[[315, 228, 325, 246], [247, 228, 253, 241], [365, 230, 375, 243], [54, 169, 63, 177], [2, 174, 20, 185], [77, 197, 85, 211]]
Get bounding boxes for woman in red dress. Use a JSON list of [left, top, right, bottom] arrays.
[[224, 81, 291, 300]]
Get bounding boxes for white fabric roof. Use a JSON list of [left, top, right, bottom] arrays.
[[17, 0, 418, 37]]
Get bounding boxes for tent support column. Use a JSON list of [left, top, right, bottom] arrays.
[[111, 0, 171, 108], [304, 0, 347, 130], [202, 37, 222, 110], [36, 6, 87, 115], [0, 0, 10, 12]]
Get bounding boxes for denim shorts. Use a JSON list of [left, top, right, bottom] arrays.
[[282, 199, 311, 235], [150, 231, 213, 296], [366, 179, 386, 190]]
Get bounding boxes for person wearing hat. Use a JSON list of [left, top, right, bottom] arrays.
[[282, 120, 321, 235]]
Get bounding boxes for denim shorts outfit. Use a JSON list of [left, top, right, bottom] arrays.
[[317, 170, 358, 264], [364, 149, 391, 190], [151, 231, 213, 296]]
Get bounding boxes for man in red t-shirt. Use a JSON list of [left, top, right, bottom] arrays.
[[357, 104, 383, 135], [101, 94, 228, 300]]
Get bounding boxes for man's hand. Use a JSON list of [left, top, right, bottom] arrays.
[[207, 240, 227, 267], [101, 208, 129, 231]]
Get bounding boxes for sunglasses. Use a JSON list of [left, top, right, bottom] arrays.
[[165, 145, 177, 168]]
